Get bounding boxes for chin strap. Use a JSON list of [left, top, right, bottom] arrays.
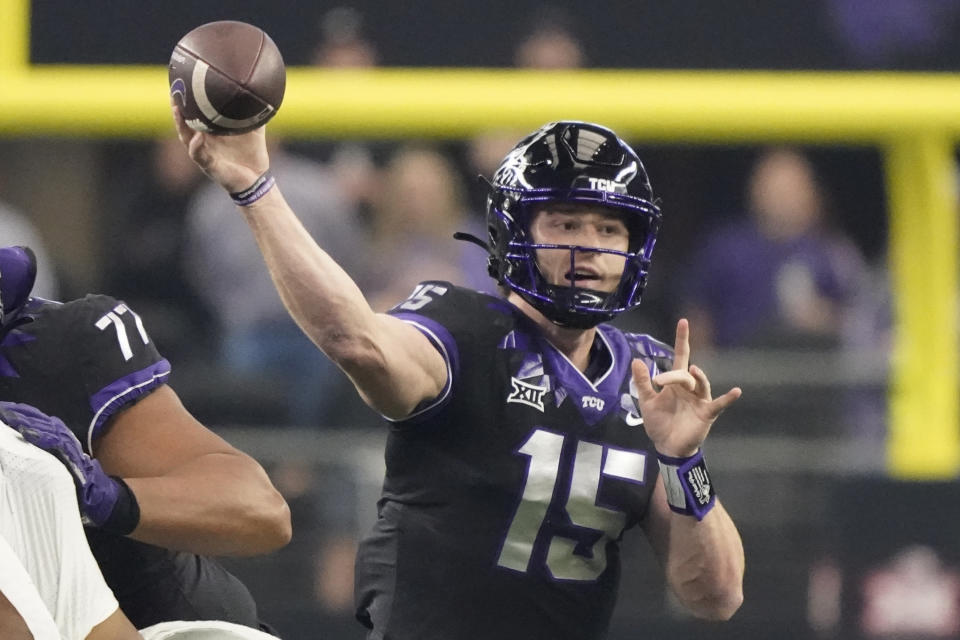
[[453, 231, 501, 282], [452, 231, 490, 253]]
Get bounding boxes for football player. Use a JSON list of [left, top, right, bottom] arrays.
[[0, 403, 141, 640], [174, 110, 745, 639], [0, 246, 291, 630]]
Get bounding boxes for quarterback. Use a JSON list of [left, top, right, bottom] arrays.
[[175, 111, 745, 639]]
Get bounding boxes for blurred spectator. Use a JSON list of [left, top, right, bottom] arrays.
[[184, 143, 371, 427], [826, 0, 960, 69], [365, 145, 490, 312], [310, 6, 378, 69], [680, 147, 866, 350], [512, 6, 586, 69], [0, 202, 58, 300], [461, 5, 587, 237], [293, 6, 385, 226], [840, 260, 892, 457], [101, 137, 212, 364]]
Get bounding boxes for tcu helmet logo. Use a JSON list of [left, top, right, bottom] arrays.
[[587, 177, 626, 193]]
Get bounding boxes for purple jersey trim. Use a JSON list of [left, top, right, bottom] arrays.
[[624, 332, 673, 360], [656, 450, 702, 466], [388, 313, 460, 424], [86, 359, 171, 453], [535, 327, 633, 427]]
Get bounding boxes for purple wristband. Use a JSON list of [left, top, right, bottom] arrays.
[[230, 170, 276, 206], [657, 449, 717, 521]]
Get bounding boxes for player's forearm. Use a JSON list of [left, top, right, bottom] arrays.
[[664, 501, 744, 621], [125, 452, 291, 556], [237, 187, 446, 417], [240, 186, 381, 360]]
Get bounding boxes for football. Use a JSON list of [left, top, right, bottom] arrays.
[[169, 20, 286, 135]]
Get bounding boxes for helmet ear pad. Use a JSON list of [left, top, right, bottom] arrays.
[[483, 121, 661, 328]]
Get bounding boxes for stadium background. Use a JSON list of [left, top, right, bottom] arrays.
[[2, 0, 960, 637]]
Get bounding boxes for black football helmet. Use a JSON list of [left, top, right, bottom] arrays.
[[482, 121, 661, 329]]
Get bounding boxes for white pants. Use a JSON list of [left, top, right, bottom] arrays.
[[139, 620, 280, 640]]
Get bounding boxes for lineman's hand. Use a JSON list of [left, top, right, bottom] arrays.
[[0, 401, 123, 528], [171, 101, 270, 194], [631, 319, 741, 458]]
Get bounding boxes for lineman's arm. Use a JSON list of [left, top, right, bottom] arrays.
[[0, 592, 33, 640], [87, 609, 141, 640], [96, 385, 292, 556], [642, 479, 744, 620], [172, 108, 447, 419]]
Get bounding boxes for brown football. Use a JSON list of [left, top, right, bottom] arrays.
[[169, 20, 286, 135]]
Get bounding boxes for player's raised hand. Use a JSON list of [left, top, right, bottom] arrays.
[[171, 102, 270, 194], [631, 319, 741, 458]]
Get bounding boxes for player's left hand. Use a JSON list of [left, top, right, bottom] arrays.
[[171, 101, 270, 194], [631, 319, 741, 458], [0, 401, 122, 527]]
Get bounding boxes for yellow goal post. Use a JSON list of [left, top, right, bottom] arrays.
[[1, 0, 958, 478]]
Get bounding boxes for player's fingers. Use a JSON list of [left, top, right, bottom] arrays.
[[171, 106, 191, 145], [689, 364, 712, 398], [631, 359, 658, 402], [188, 135, 213, 170], [652, 369, 697, 393], [672, 318, 690, 372], [710, 387, 743, 417]]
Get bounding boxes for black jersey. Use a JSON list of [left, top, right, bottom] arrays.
[[0, 294, 261, 629], [355, 283, 673, 640]]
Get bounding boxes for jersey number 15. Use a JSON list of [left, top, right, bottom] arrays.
[[497, 428, 647, 582]]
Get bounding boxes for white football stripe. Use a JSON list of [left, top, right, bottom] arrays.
[[191, 60, 273, 130]]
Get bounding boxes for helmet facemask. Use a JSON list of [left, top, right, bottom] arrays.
[[491, 189, 659, 328]]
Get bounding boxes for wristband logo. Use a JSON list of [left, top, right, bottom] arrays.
[[686, 466, 712, 506]]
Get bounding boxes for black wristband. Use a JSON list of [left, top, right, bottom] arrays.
[[101, 476, 141, 535], [657, 450, 717, 521], [229, 170, 276, 206]]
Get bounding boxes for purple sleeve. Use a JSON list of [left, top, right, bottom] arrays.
[[388, 312, 460, 424], [86, 359, 171, 453]]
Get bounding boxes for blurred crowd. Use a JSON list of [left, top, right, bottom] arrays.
[[0, 7, 900, 426], [2, 5, 901, 436]]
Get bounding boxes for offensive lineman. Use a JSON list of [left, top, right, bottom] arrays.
[[174, 112, 745, 639], [0, 245, 291, 631]]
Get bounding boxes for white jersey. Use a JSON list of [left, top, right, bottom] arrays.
[[0, 533, 61, 639], [0, 426, 120, 639]]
